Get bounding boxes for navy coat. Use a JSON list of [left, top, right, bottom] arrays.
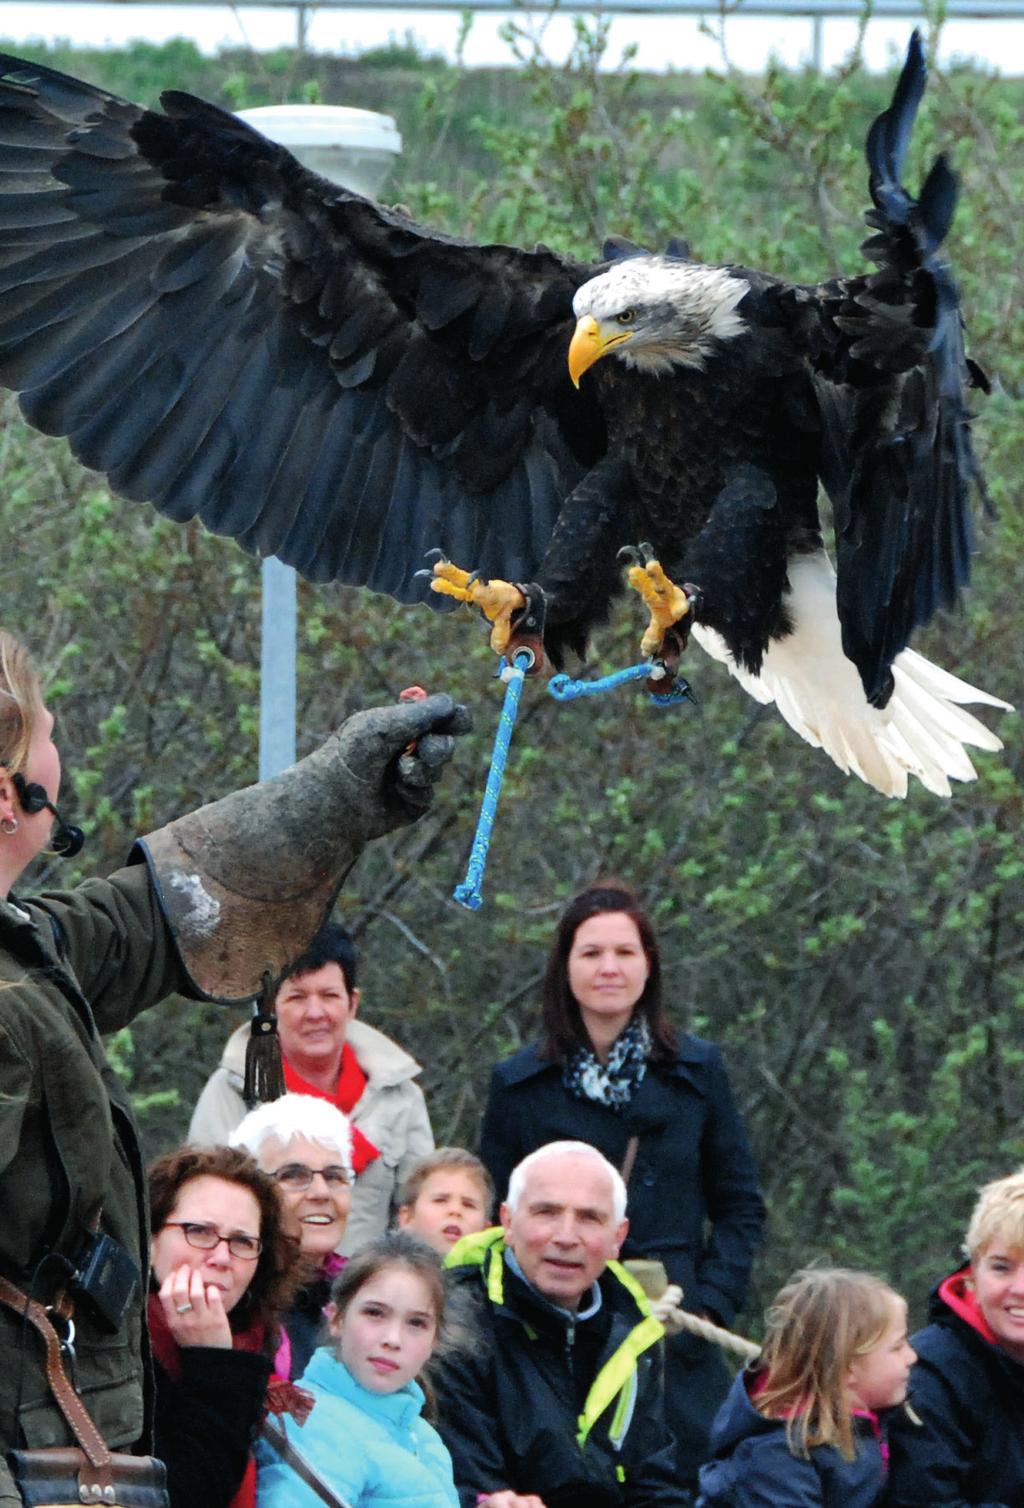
[[698, 1370, 889, 1508], [887, 1270, 1024, 1507], [479, 1035, 765, 1481]]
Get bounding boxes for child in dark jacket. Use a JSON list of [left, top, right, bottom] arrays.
[[698, 1268, 916, 1508]]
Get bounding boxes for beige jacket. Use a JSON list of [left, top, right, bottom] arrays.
[[187, 1017, 434, 1255]]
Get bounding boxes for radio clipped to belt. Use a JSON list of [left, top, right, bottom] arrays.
[[0, 1277, 168, 1507]]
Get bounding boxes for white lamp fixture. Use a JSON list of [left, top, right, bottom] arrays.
[[238, 103, 402, 196]]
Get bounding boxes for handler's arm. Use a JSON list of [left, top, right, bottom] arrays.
[[30, 864, 190, 1035], [34, 693, 471, 1030]]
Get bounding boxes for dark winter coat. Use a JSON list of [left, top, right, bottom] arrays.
[[479, 1036, 765, 1478], [433, 1229, 690, 1508], [153, 1345, 272, 1507], [281, 1271, 333, 1381], [887, 1268, 1024, 1508], [698, 1370, 890, 1508], [0, 869, 193, 1507]]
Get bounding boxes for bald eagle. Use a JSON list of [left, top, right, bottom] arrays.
[[0, 37, 1008, 796]]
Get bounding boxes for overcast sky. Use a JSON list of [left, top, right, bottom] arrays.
[[0, 4, 1020, 75]]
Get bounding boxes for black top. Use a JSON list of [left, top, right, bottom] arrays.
[[698, 1368, 889, 1508], [434, 1236, 689, 1508], [153, 1345, 271, 1508], [887, 1267, 1024, 1508]]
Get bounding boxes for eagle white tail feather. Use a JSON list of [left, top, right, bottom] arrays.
[[691, 551, 1012, 799]]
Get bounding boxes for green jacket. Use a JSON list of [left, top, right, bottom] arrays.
[[434, 1229, 689, 1508], [0, 865, 191, 1505]]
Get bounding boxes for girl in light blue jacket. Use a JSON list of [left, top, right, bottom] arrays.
[[258, 1232, 458, 1508]]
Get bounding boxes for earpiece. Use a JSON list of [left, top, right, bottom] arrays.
[[11, 772, 85, 858], [12, 775, 50, 815]]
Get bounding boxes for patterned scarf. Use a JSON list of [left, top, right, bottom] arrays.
[[562, 1017, 651, 1111]]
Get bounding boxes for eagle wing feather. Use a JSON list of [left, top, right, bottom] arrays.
[[785, 31, 986, 707], [0, 52, 604, 600]]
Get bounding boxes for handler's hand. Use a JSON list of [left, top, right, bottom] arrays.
[[478, 1494, 547, 1508], [333, 693, 472, 834], [159, 1264, 233, 1349]]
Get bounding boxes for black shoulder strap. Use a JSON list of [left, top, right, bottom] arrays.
[[261, 1417, 354, 1508]]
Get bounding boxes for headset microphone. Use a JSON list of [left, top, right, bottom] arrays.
[[11, 773, 86, 858]]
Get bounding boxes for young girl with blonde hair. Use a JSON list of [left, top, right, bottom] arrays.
[[698, 1268, 915, 1507]]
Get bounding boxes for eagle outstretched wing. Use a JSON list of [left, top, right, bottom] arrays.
[[784, 31, 989, 706], [0, 53, 606, 599]]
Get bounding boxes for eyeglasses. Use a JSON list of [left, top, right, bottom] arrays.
[[162, 1221, 262, 1260], [271, 1163, 353, 1191]]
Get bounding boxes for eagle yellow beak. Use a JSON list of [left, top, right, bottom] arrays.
[[567, 314, 632, 388]]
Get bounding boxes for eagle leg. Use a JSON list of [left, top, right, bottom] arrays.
[[625, 557, 694, 660], [428, 559, 528, 657]]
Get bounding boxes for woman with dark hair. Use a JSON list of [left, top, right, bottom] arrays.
[[479, 881, 765, 1488], [148, 1144, 301, 1508]]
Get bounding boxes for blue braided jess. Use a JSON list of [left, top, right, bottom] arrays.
[[452, 650, 533, 911]]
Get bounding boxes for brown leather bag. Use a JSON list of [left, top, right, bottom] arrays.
[[0, 1277, 169, 1507]]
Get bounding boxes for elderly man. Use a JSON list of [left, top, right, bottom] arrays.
[[435, 1140, 690, 1508], [188, 922, 433, 1253]]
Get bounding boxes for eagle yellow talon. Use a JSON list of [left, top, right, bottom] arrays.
[[429, 561, 526, 655], [626, 560, 691, 659]]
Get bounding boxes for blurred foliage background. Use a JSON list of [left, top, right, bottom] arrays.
[[2, 17, 1021, 1333]]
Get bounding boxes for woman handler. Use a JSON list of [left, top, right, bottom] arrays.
[[0, 627, 467, 1506]]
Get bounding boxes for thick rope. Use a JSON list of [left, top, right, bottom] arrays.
[[668, 1308, 761, 1363], [452, 651, 533, 911]]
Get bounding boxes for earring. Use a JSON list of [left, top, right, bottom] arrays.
[[0, 817, 18, 835]]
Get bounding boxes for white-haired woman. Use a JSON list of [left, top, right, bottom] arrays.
[[232, 1093, 354, 1379]]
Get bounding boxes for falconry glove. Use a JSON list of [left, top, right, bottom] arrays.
[[132, 694, 470, 1002]]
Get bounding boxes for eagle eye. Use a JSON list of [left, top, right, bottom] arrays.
[[616, 308, 637, 325]]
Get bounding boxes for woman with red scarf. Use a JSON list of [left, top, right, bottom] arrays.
[[148, 1145, 299, 1508], [888, 1167, 1024, 1507]]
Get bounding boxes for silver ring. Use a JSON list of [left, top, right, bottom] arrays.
[[175, 1302, 194, 1315]]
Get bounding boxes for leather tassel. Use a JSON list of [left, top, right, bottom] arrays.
[[243, 971, 286, 1104]]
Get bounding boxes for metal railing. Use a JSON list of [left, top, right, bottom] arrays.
[[10, 0, 1023, 66]]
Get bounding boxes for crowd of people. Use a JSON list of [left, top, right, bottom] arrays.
[[1, 622, 1022, 1508]]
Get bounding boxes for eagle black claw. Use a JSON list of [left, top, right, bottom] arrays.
[[422, 547, 448, 566], [617, 542, 658, 568]]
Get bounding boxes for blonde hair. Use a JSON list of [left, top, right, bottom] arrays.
[[965, 1167, 1024, 1262], [0, 630, 43, 777], [755, 1267, 902, 1462]]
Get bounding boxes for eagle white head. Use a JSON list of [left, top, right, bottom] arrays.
[[569, 256, 750, 383]]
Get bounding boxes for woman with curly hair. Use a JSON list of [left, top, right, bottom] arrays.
[[148, 1144, 300, 1508]]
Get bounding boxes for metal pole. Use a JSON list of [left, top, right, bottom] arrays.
[[296, 3, 308, 51], [260, 555, 297, 780], [811, 12, 824, 68]]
